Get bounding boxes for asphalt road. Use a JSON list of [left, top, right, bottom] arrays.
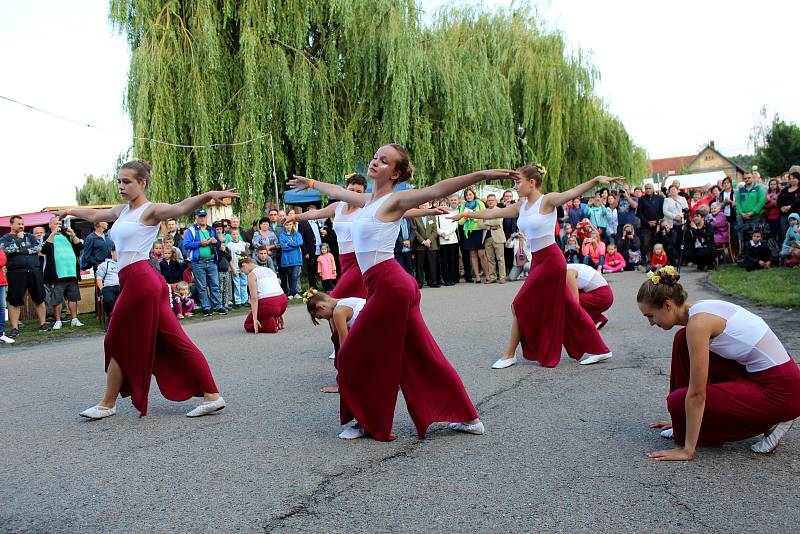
[[1, 270, 798, 533]]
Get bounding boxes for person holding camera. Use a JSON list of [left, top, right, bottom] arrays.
[[41, 215, 84, 330]]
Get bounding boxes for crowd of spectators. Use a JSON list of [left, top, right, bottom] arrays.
[[1, 164, 798, 344]]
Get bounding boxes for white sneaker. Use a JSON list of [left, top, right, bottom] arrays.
[[328, 351, 336, 360], [448, 421, 485, 435], [660, 428, 674, 439], [186, 397, 226, 417], [52, 320, 63, 330], [579, 352, 613, 365], [71, 318, 84, 327], [491, 356, 517, 369], [0, 334, 14, 344], [338, 425, 366, 440], [751, 419, 795, 453], [79, 405, 116, 419]]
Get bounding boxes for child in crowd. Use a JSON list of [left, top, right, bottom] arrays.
[[148, 241, 163, 273], [650, 243, 669, 271], [160, 247, 183, 284], [507, 232, 531, 281], [781, 213, 800, 267], [575, 218, 594, 243], [601, 243, 626, 273], [227, 228, 249, 307], [740, 229, 772, 271], [617, 224, 642, 271], [173, 281, 195, 319], [581, 230, 606, 270], [214, 224, 233, 310], [563, 235, 581, 264], [163, 235, 184, 262], [317, 243, 337, 292]]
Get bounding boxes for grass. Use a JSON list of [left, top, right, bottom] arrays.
[[708, 266, 800, 308]]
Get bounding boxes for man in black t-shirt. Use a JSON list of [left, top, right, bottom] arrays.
[[0, 215, 50, 337]]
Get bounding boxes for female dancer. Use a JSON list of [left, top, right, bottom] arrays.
[[239, 256, 287, 334], [566, 263, 613, 331], [288, 145, 514, 440], [452, 165, 619, 369], [638, 266, 800, 460], [56, 160, 234, 419]]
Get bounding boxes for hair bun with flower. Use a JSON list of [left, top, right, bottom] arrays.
[[302, 288, 318, 304], [647, 265, 679, 286], [534, 162, 548, 178]]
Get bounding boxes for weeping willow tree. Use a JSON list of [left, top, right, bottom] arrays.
[[110, 1, 648, 217]]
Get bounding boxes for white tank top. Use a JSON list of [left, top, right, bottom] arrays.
[[253, 266, 283, 299], [336, 297, 366, 328], [333, 202, 361, 254], [517, 196, 556, 252], [352, 194, 398, 273], [689, 300, 790, 373], [567, 263, 608, 292], [109, 202, 159, 270]]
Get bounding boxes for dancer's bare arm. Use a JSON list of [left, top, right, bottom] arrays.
[[380, 170, 521, 219], [449, 203, 520, 221], [288, 176, 369, 207], [142, 190, 240, 226], [332, 307, 352, 344], [284, 203, 339, 224], [543, 177, 624, 211], [52, 205, 125, 223]]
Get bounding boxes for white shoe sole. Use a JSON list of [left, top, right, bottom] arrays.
[[751, 419, 795, 453], [339, 426, 366, 440], [186, 398, 226, 417], [491, 357, 517, 369], [79, 406, 116, 419], [448, 422, 485, 435], [579, 352, 612, 365], [660, 428, 674, 439], [328, 351, 336, 360]]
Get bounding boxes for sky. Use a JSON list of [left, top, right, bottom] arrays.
[[1, 0, 798, 215]]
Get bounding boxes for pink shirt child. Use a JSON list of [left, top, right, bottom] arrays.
[[601, 251, 626, 273], [581, 240, 606, 265], [317, 252, 337, 281]]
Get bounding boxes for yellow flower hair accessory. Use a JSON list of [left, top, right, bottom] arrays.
[[344, 173, 356, 180], [661, 265, 677, 277], [535, 162, 548, 178], [302, 288, 318, 304], [647, 271, 661, 285]]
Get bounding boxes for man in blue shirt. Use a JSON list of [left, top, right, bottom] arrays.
[[182, 209, 226, 316]]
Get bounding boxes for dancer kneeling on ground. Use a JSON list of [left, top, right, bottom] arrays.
[[240, 256, 287, 334], [304, 289, 365, 398], [55, 160, 233, 420], [638, 266, 800, 460], [566, 263, 613, 330], [288, 145, 513, 441], [451, 166, 619, 369]]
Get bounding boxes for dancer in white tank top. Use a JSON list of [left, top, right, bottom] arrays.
[[288, 144, 518, 440], [638, 266, 800, 460], [566, 263, 614, 329], [452, 166, 622, 369], [53, 160, 238, 421]]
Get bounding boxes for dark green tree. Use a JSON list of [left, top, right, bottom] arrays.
[[75, 174, 120, 205], [729, 153, 755, 170], [754, 118, 800, 177]]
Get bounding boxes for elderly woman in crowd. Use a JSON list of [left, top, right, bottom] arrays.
[[710, 202, 730, 252]]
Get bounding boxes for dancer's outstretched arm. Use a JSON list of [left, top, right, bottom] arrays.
[[288, 176, 369, 207], [284, 203, 339, 223], [52, 205, 124, 223], [382, 170, 520, 220], [141, 190, 241, 226], [543, 176, 624, 211], [403, 206, 450, 218], [449, 203, 520, 221]]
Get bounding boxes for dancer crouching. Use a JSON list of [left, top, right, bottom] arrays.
[[240, 256, 287, 334], [639, 266, 800, 460], [566, 263, 614, 330], [451, 165, 619, 369], [289, 145, 514, 440], [55, 160, 235, 419]]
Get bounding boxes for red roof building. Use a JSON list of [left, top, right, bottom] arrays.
[[650, 155, 697, 178]]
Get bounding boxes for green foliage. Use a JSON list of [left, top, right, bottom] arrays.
[[110, 1, 648, 219], [729, 153, 755, 170], [754, 117, 800, 177], [75, 174, 119, 205]]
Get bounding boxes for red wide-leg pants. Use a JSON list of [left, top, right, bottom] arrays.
[[329, 252, 367, 299], [668, 328, 800, 446], [244, 294, 289, 333], [513, 243, 609, 367], [105, 261, 218, 416], [579, 285, 614, 325], [337, 259, 478, 441]]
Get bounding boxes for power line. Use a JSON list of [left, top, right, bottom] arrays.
[[0, 94, 270, 149]]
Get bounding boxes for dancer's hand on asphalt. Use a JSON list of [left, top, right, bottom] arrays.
[[208, 189, 240, 201], [253, 318, 261, 334], [648, 421, 673, 430], [287, 175, 311, 190], [647, 447, 694, 461]]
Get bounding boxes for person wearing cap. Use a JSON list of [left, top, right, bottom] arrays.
[[182, 208, 226, 316], [777, 166, 800, 240]]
